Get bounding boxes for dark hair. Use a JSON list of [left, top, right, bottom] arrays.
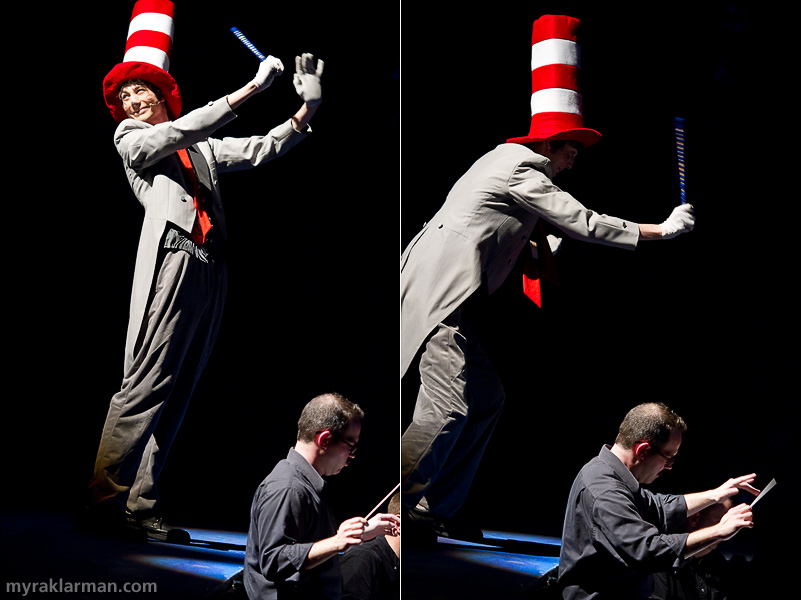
[[117, 79, 164, 101], [614, 402, 687, 449], [522, 139, 585, 154], [548, 139, 584, 151], [297, 392, 364, 442]]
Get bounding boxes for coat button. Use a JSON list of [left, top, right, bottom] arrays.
[[180, 194, 188, 202]]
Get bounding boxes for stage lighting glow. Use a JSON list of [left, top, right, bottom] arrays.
[[127, 530, 248, 581], [443, 547, 558, 577]]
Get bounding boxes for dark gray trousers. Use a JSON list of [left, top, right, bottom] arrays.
[[401, 306, 505, 518], [90, 248, 227, 514]]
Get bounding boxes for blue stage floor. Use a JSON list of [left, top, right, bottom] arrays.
[[402, 530, 561, 599], [1, 510, 247, 599], [2, 509, 562, 599]]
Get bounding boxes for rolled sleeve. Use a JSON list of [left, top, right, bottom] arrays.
[[256, 487, 315, 581]]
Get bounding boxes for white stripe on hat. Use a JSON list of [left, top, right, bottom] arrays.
[[123, 46, 171, 72], [530, 88, 583, 116], [127, 12, 175, 39], [531, 38, 580, 71]]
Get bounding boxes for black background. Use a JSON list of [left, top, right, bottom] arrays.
[[5, 1, 399, 529], [400, 0, 797, 584], [3, 0, 797, 594]]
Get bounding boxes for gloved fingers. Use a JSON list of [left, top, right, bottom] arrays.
[[265, 55, 284, 76], [295, 53, 323, 76], [661, 203, 696, 238], [253, 55, 284, 89]]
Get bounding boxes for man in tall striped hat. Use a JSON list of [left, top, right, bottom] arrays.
[[79, 0, 324, 542], [400, 14, 695, 543]]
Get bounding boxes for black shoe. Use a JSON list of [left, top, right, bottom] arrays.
[[404, 506, 485, 544], [135, 514, 191, 544], [75, 501, 147, 543], [436, 514, 485, 543], [402, 507, 439, 547]]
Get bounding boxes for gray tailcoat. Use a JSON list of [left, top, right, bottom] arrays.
[[114, 97, 306, 371], [401, 143, 641, 376]]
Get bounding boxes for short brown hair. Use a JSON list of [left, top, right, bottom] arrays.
[[614, 402, 687, 449], [297, 392, 364, 442]]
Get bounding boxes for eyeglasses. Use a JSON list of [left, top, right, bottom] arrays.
[[336, 436, 358, 456], [650, 445, 676, 468]]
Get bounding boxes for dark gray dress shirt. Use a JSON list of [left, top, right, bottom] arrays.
[[244, 448, 340, 599], [558, 445, 689, 599]]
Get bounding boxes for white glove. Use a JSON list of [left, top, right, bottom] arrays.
[[252, 55, 284, 90], [293, 53, 324, 106], [660, 204, 695, 239]]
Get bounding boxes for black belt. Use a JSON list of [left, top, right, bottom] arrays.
[[163, 227, 226, 263]]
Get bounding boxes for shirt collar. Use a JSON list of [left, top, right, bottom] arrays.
[[598, 444, 640, 492], [287, 447, 326, 494]]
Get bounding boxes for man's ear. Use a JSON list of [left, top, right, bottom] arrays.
[[633, 441, 650, 460], [315, 430, 333, 449]]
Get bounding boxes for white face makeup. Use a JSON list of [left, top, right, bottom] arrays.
[[120, 83, 167, 124]]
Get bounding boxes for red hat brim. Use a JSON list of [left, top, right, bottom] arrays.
[[507, 127, 601, 148], [103, 62, 182, 122]]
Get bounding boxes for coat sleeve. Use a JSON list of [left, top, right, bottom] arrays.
[[207, 119, 309, 173], [507, 161, 640, 250], [114, 97, 238, 170]]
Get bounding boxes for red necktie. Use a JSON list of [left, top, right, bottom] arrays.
[[176, 148, 212, 244], [521, 221, 559, 307]]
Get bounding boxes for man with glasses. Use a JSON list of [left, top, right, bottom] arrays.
[[244, 393, 400, 600], [557, 402, 760, 600]]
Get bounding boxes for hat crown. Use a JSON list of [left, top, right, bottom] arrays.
[[507, 14, 601, 148], [103, 0, 181, 122], [123, 0, 176, 71]]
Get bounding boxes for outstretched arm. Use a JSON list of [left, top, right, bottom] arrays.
[[225, 53, 324, 133], [290, 53, 324, 131], [227, 55, 285, 110], [638, 204, 696, 240], [684, 473, 760, 516]]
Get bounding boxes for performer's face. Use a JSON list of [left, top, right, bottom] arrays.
[[119, 82, 168, 124], [547, 141, 581, 176]]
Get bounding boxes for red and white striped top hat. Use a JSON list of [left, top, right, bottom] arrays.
[[507, 14, 601, 148], [102, 0, 182, 122]]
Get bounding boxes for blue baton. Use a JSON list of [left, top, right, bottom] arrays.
[[230, 27, 266, 61]]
